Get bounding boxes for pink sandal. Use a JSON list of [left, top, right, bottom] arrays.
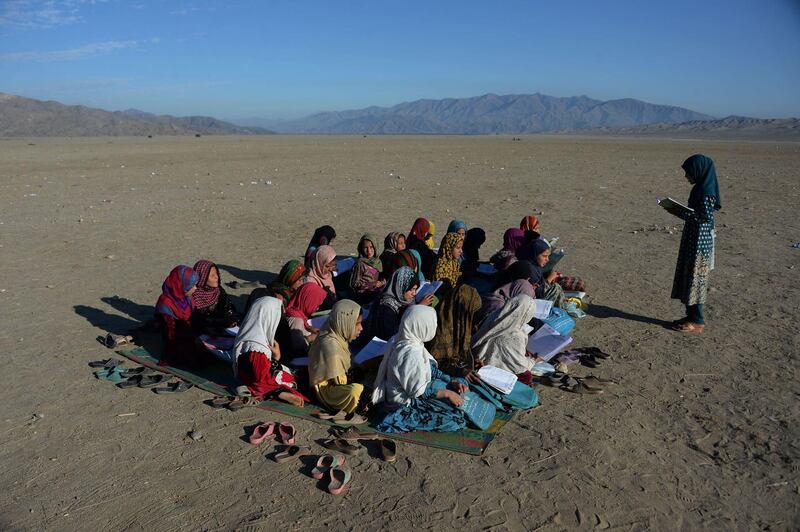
[[311, 454, 345, 480], [327, 467, 352, 495], [248, 422, 276, 445], [277, 422, 296, 444]]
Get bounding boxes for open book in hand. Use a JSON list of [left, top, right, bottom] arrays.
[[526, 323, 573, 362], [415, 280, 443, 302], [658, 197, 694, 217]]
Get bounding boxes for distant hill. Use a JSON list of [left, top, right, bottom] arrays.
[[270, 93, 715, 134], [558, 115, 800, 140], [0, 93, 274, 137]]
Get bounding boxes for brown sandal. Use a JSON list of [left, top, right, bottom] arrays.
[[672, 321, 705, 333]]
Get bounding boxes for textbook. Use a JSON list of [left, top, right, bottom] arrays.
[[353, 336, 390, 365], [526, 323, 573, 362], [476, 263, 498, 275], [416, 280, 443, 302], [657, 197, 694, 216], [477, 365, 517, 394], [224, 326, 240, 336], [533, 299, 553, 319], [543, 249, 565, 274], [332, 257, 356, 277]]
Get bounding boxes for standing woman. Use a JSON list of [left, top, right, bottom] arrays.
[[668, 154, 721, 333]]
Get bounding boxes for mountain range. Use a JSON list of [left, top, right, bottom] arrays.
[[1, 91, 797, 138], [0, 93, 272, 136], [264, 93, 715, 134]]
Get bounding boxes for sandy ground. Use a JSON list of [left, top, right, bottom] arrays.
[[0, 135, 798, 531]]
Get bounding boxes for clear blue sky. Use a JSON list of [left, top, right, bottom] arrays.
[[1, 0, 799, 120]]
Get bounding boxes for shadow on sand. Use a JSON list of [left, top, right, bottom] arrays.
[[587, 303, 674, 328]]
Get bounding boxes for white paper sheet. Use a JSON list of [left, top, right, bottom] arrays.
[[477, 365, 517, 394], [527, 324, 573, 362], [353, 336, 390, 365], [533, 299, 553, 319], [224, 326, 240, 336]]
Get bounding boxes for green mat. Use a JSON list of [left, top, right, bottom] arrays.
[[117, 345, 515, 455]]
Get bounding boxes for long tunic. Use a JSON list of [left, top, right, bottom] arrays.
[[671, 195, 716, 305]]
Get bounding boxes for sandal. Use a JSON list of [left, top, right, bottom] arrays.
[[153, 381, 193, 394], [583, 347, 611, 359], [379, 439, 397, 463], [311, 454, 345, 480], [116, 375, 144, 388], [137, 374, 171, 388], [327, 466, 352, 495], [337, 427, 380, 441], [316, 410, 348, 421], [249, 422, 277, 444], [321, 438, 362, 455], [672, 321, 705, 333], [120, 366, 156, 378], [227, 396, 262, 411], [273, 445, 312, 463], [583, 375, 617, 386], [579, 355, 600, 368], [211, 396, 233, 409], [103, 334, 134, 348], [331, 413, 367, 426], [88, 358, 123, 369], [277, 423, 296, 444]]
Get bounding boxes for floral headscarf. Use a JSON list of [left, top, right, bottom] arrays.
[[433, 232, 463, 286]]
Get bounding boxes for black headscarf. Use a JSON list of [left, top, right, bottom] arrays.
[[682, 154, 721, 211], [499, 259, 544, 297], [462, 228, 486, 264]]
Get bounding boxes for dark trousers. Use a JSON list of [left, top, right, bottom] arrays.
[[686, 304, 705, 325]]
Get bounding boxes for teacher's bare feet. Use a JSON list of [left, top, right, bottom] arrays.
[[672, 321, 705, 333]]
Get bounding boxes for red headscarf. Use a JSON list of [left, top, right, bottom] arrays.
[[408, 217, 431, 242], [192, 260, 220, 310], [520, 215, 540, 233], [155, 265, 198, 320], [285, 283, 328, 321]]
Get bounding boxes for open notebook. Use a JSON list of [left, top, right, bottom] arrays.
[[527, 323, 572, 361], [658, 197, 694, 217]]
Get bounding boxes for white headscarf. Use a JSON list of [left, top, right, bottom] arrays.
[[232, 296, 282, 374], [471, 294, 536, 374], [372, 305, 438, 406]]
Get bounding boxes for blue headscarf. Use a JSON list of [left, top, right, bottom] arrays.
[[447, 219, 467, 234], [682, 154, 721, 211]]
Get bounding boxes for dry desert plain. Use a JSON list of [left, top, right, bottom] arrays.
[[0, 135, 798, 531]]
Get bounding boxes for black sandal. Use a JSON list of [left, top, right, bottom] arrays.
[[153, 381, 193, 394]]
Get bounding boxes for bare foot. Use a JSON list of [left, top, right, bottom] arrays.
[[278, 392, 304, 407]]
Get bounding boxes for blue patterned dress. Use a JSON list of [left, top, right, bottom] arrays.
[[375, 361, 467, 433], [671, 195, 716, 305]]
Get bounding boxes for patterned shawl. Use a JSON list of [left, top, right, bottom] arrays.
[[270, 259, 306, 302], [379, 266, 417, 313], [356, 234, 382, 270], [192, 260, 220, 310], [428, 284, 482, 373], [155, 265, 198, 320], [433, 232, 463, 286]]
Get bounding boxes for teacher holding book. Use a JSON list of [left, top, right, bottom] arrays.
[[660, 154, 722, 333]]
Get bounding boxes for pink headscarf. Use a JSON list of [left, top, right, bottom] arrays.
[[306, 245, 337, 294], [503, 228, 526, 253]]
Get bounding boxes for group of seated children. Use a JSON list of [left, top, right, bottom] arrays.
[[153, 215, 585, 432]]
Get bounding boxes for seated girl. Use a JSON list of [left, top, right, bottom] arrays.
[[471, 294, 538, 384], [308, 299, 365, 416], [191, 260, 239, 337], [372, 305, 468, 433], [349, 234, 386, 304], [284, 283, 328, 359], [447, 219, 467, 237], [461, 227, 486, 275], [526, 239, 568, 309], [244, 259, 305, 314], [305, 245, 338, 309], [385, 249, 422, 282], [432, 231, 464, 288], [406, 217, 438, 279], [477, 278, 537, 326], [379, 232, 406, 272], [232, 296, 307, 406], [155, 265, 199, 366], [521, 215, 585, 292], [426, 284, 482, 381], [304, 225, 336, 268], [363, 266, 427, 341], [490, 228, 526, 271]]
